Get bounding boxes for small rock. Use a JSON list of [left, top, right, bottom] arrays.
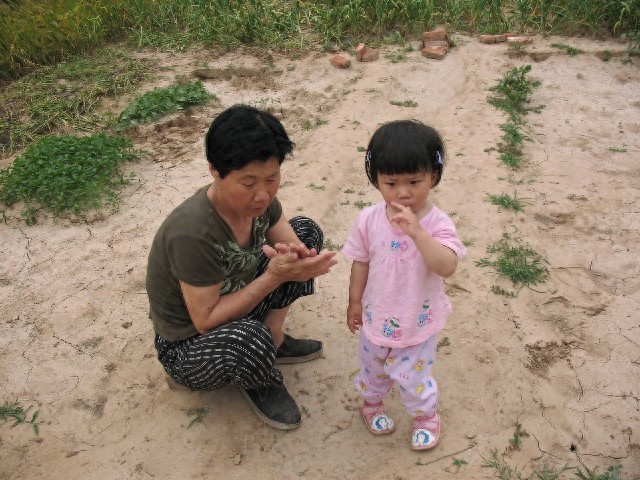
[[422, 26, 448, 42], [423, 39, 449, 48], [507, 35, 533, 45], [479, 34, 497, 44], [329, 54, 351, 68], [421, 45, 448, 60], [356, 43, 380, 62], [479, 34, 508, 44]]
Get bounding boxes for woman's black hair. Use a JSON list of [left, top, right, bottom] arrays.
[[365, 120, 445, 188], [205, 104, 294, 178]]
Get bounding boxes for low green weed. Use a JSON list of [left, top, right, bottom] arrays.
[[390, 100, 418, 107], [508, 421, 529, 450], [486, 193, 524, 212], [1, 401, 40, 435], [0, 48, 152, 157], [116, 81, 214, 131], [384, 51, 407, 63], [476, 233, 549, 291], [574, 464, 622, 480], [354, 199, 372, 209], [482, 448, 622, 480], [303, 117, 328, 130], [500, 152, 522, 169], [488, 65, 542, 123], [0, 134, 141, 223], [551, 43, 584, 56], [622, 31, 640, 56]]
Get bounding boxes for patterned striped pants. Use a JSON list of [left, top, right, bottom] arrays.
[[154, 216, 323, 391]]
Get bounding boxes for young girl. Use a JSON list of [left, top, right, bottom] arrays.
[[342, 120, 466, 450]]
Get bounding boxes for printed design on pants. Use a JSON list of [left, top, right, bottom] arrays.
[[417, 300, 433, 327], [413, 359, 425, 372], [415, 383, 425, 395], [385, 355, 397, 366], [382, 317, 402, 340], [364, 303, 373, 325], [359, 380, 367, 391]]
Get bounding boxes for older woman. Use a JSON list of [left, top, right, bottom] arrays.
[[146, 105, 337, 429]]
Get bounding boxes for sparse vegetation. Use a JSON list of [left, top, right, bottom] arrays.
[[551, 43, 583, 56], [116, 81, 214, 131], [1, 401, 40, 435], [486, 192, 524, 212], [390, 100, 418, 107], [354, 199, 372, 209], [476, 233, 549, 292], [0, 48, 151, 157], [0, 133, 141, 224]]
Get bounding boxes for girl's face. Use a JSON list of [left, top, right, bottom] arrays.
[[210, 157, 281, 219], [377, 170, 436, 216]]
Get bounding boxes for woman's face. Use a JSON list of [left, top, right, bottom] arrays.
[[211, 157, 281, 218]]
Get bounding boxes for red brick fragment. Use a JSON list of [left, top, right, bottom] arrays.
[[356, 43, 379, 62], [421, 46, 448, 60], [330, 54, 351, 68], [422, 27, 448, 42]]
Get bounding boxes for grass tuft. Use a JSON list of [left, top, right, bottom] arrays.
[[551, 43, 583, 56], [486, 192, 524, 212], [116, 81, 214, 131], [0, 48, 152, 157], [0, 133, 141, 223], [476, 233, 549, 291], [1, 400, 40, 435]]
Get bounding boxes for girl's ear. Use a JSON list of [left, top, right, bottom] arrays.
[[430, 172, 437, 187], [209, 164, 220, 179]]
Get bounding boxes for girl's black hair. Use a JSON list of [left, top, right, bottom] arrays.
[[205, 104, 294, 178], [365, 120, 445, 188]]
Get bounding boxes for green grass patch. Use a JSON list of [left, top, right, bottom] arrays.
[[486, 192, 524, 212], [551, 42, 584, 56], [303, 117, 329, 131], [116, 81, 214, 131], [2, 1, 639, 79], [384, 51, 408, 63], [0, 48, 152, 157], [0, 133, 141, 224], [1, 400, 40, 435], [390, 100, 418, 107], [488, 65, 542, 123], [354, 199, 372, 209], [476, 233, 549, 293], [482, 448, 623, 480]]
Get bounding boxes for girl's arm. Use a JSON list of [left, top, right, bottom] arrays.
[[410, 230, 458, 278], [347, 260, 369, 333]]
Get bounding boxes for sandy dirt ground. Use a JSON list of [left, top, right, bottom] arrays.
[[1, 34, 639, 479]]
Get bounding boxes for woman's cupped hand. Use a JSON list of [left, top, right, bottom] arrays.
[[263, 243, 337, 282]]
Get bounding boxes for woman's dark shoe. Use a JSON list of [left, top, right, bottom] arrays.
[[240, 383, 301, 430], [275, 334, 323, 364]]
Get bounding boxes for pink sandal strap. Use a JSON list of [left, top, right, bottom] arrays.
[[361, 403, 395, 435], [412, 414, 440, 450]]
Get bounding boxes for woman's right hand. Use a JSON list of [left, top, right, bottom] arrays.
[[263, 243, 337, 282]]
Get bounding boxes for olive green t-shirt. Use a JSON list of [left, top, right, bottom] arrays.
[[146, 185, 283, 341]]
